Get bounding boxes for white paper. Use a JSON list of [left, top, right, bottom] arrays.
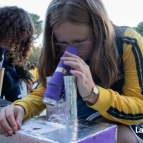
[[18, 122, 63, 134]]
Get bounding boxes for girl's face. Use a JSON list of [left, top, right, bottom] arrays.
[[53, 22, 93, 61]]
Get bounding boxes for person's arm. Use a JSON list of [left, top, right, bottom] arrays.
[[87, 28, 143, 125], [12, 84, 46, 120]]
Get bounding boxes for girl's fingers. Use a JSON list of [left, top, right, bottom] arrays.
[[70, 70, 91, 97], [5, 107, 18, 131], [62, 51, 90, 78], [64, 51, 86, 65], [64, 51, 78, 57], [70, 70, 85, 84], [62, 52, 89, 74], [23, 79, 28, 84], [64, 61, 87, 76], [30, 78, 35, 83], [61, 56, 83, 65], [0, 124, 7, 135], [0, 108, 15, 135]]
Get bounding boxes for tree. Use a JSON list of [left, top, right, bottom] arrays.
[[29, 46, 41, 64], [134, 21, 143, 37], [29, 13, 43, 41]]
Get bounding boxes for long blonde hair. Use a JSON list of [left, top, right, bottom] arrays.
[[38, 0, 119, 88]]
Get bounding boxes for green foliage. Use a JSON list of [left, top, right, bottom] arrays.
[[134, 21, 143, 37], [29, 13, 43, 41], [29, 47, 41, 64]]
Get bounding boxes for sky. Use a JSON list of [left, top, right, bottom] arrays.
[[1, 0, 143, 45]]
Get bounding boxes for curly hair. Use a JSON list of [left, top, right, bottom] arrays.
[[0, 6, 35, 65]]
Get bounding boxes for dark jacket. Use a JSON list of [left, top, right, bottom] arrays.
[[0, 47, 21, 95]]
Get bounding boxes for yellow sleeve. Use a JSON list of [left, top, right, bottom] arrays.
[[12, 84, 46, 120], [87, 28, 143, 125]]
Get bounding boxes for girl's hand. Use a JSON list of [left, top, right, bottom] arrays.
[[61, 51, 95, 98], [23, 78, 34, 93], [0, 105, 24, 136]]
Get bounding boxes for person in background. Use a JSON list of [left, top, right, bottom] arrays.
[[23, 78, 35, 94], [27, 63, 39, 93], [0, 1, 143, 143], [25, 61, 31, 70], [20, 62, 36, 97], [0, 6, 34, 102], [22, 64, 36, 94], [29, 64, 39, 82]]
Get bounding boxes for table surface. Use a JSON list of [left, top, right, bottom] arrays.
[[0, 101, 117, 143], [0, 116, 117, 143]]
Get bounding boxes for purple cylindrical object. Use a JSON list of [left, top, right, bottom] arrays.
[[43, 46, 78, 106]]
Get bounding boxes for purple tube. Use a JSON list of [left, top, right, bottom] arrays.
[[43, 46, 78, 106]]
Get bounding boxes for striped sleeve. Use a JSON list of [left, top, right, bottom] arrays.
[[87, 28, 143, 125]]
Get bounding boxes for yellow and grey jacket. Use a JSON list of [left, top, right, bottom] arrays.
[[13, 26, 143, 125]]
